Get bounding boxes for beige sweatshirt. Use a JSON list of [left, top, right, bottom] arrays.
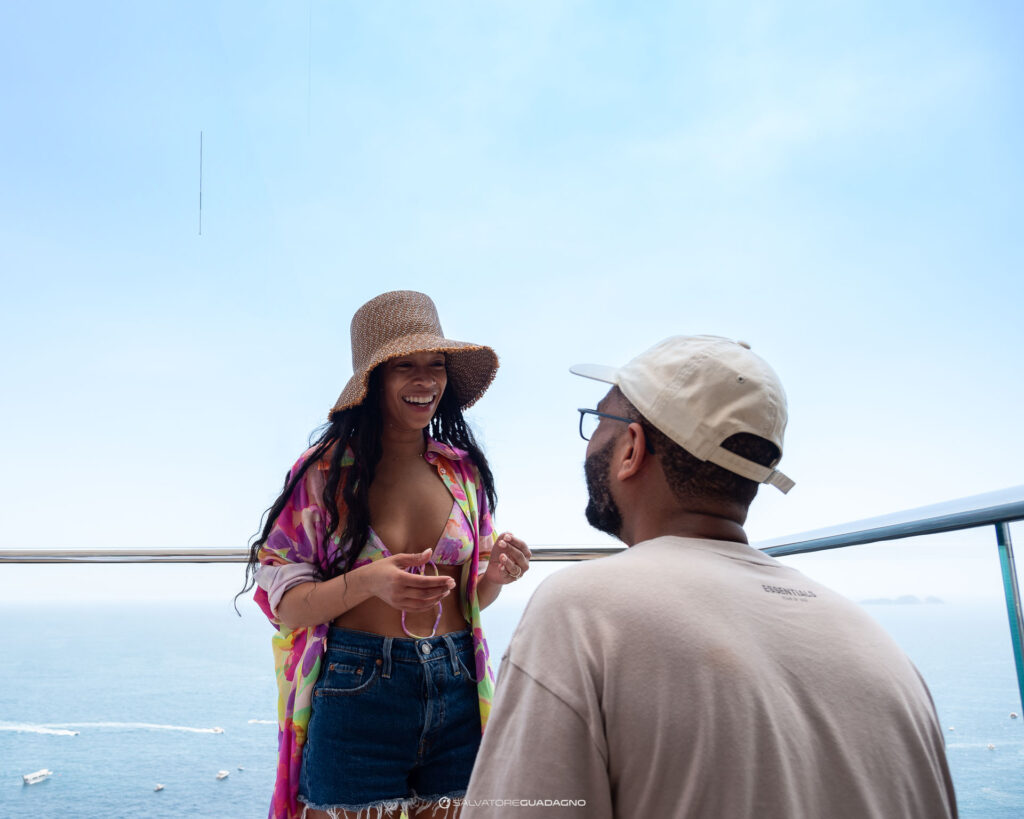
[[463, 536, 957, 819]]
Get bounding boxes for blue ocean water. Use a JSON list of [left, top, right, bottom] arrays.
[[865, 603, 1024, 816], [1, 598, 1021, 817], [1, 601, 279, 818]]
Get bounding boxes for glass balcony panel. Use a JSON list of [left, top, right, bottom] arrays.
[[2, 524, 1022, 816]]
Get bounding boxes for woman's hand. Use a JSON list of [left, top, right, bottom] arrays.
[[483, 532, 532, 585], [369, 549, 455, 611]]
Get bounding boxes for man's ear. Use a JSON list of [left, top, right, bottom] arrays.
[[615, 422, 649, 481]]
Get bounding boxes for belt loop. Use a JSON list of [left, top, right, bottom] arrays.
[[442, 633, 460, 675], [381, 636, 393, 679]]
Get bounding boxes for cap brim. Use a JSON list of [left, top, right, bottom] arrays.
[[569, 363, 620, 384]]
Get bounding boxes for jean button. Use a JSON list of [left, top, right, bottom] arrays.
[[420, 642, 432, 655]]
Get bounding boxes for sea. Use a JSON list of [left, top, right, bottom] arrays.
[[1, 595, 1022, 818]]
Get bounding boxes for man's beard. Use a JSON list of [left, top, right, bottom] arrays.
[[584, 439, 623, 539]]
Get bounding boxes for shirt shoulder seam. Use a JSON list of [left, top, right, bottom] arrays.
[[504, 657, 608, 765]]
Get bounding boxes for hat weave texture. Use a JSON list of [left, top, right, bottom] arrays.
[[329, 290, 498, 417]]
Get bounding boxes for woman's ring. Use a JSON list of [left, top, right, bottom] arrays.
[[506, 562, 523, 580]]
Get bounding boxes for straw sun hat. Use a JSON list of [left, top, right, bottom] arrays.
[[329, 290, 499, 418]]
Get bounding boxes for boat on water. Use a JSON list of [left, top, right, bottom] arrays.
[[211, 727, 224, 733], [216, 770, 230, 780], [154, 784, 165, 792], [23, 769, 53, 785]]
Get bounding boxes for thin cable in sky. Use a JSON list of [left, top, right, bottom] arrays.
[[198, 131, 203, 236], [307, 2, 313, 136]]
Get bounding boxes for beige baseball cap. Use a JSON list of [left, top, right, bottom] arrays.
[[571, 335, 794, 493]]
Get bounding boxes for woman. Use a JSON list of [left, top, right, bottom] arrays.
[[242, 290, 530, 819]]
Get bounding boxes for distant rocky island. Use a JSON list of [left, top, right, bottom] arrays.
[[860, 595, 945, 605]]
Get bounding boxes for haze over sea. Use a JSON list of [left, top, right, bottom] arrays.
[[2, 582, 1022, 818]]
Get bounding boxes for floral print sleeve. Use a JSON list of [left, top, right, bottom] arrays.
[[476, 481, 498, 562], [254, 453, 327, 621], [468, 474, 498, 727], [254, 449, 335, 819], [430, 443, 497, 729]]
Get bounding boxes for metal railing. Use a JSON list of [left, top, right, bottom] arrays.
[[0, 546, 622, 564], [2, 485, 1022, 707], [755, 485, 1024, 712]]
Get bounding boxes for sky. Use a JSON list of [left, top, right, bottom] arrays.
[[1, 1, 1022, 604]]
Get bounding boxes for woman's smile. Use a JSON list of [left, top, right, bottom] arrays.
[[402, 392, 437, 408], [382, 352, 448, 428]]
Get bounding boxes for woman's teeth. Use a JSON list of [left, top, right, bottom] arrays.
[[403, 395, 434, 405]]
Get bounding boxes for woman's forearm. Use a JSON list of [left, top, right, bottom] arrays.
[[276, 564, 379, 629], [477, 574, 502, 610]]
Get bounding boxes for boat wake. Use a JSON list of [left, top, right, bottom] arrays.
[[0, 721, 224, 735], [63, 722, 225, 734], [0, 723, 79, 736], [947, 740, 1024, 750], [247, 719, 275, 725]]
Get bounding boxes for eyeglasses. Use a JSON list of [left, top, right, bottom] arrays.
[[578, 408, 639, 442], [578, 408, 656, 453]]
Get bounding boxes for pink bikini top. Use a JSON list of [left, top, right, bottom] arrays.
[[350, 500, 476, 639], [351, 500, 475, 569]]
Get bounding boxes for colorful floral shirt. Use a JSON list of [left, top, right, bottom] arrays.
[[253, 438, 497, 819]]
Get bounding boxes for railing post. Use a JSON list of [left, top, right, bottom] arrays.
[[995, 522, 1024, 711]]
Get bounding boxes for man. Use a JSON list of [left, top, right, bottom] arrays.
[[463, 335, 957, 818]]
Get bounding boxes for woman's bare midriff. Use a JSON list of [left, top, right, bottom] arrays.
[[332, 563, 471, 637]]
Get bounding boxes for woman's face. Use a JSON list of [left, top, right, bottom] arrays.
[[379, 352, 448, 432]]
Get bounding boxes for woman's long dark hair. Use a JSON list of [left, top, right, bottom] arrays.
[[238, 368, 496, 604]]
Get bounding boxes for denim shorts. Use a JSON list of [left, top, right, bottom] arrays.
[[298, 626, 482, 813]]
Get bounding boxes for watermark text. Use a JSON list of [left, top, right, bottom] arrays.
[[437, 797, 587, 809]]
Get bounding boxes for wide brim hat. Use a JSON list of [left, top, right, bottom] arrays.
[[329, 290, 499, 418]]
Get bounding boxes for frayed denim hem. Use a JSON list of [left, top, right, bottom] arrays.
[[299, 796, 406, 819], [298, 790, 467, 818]]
